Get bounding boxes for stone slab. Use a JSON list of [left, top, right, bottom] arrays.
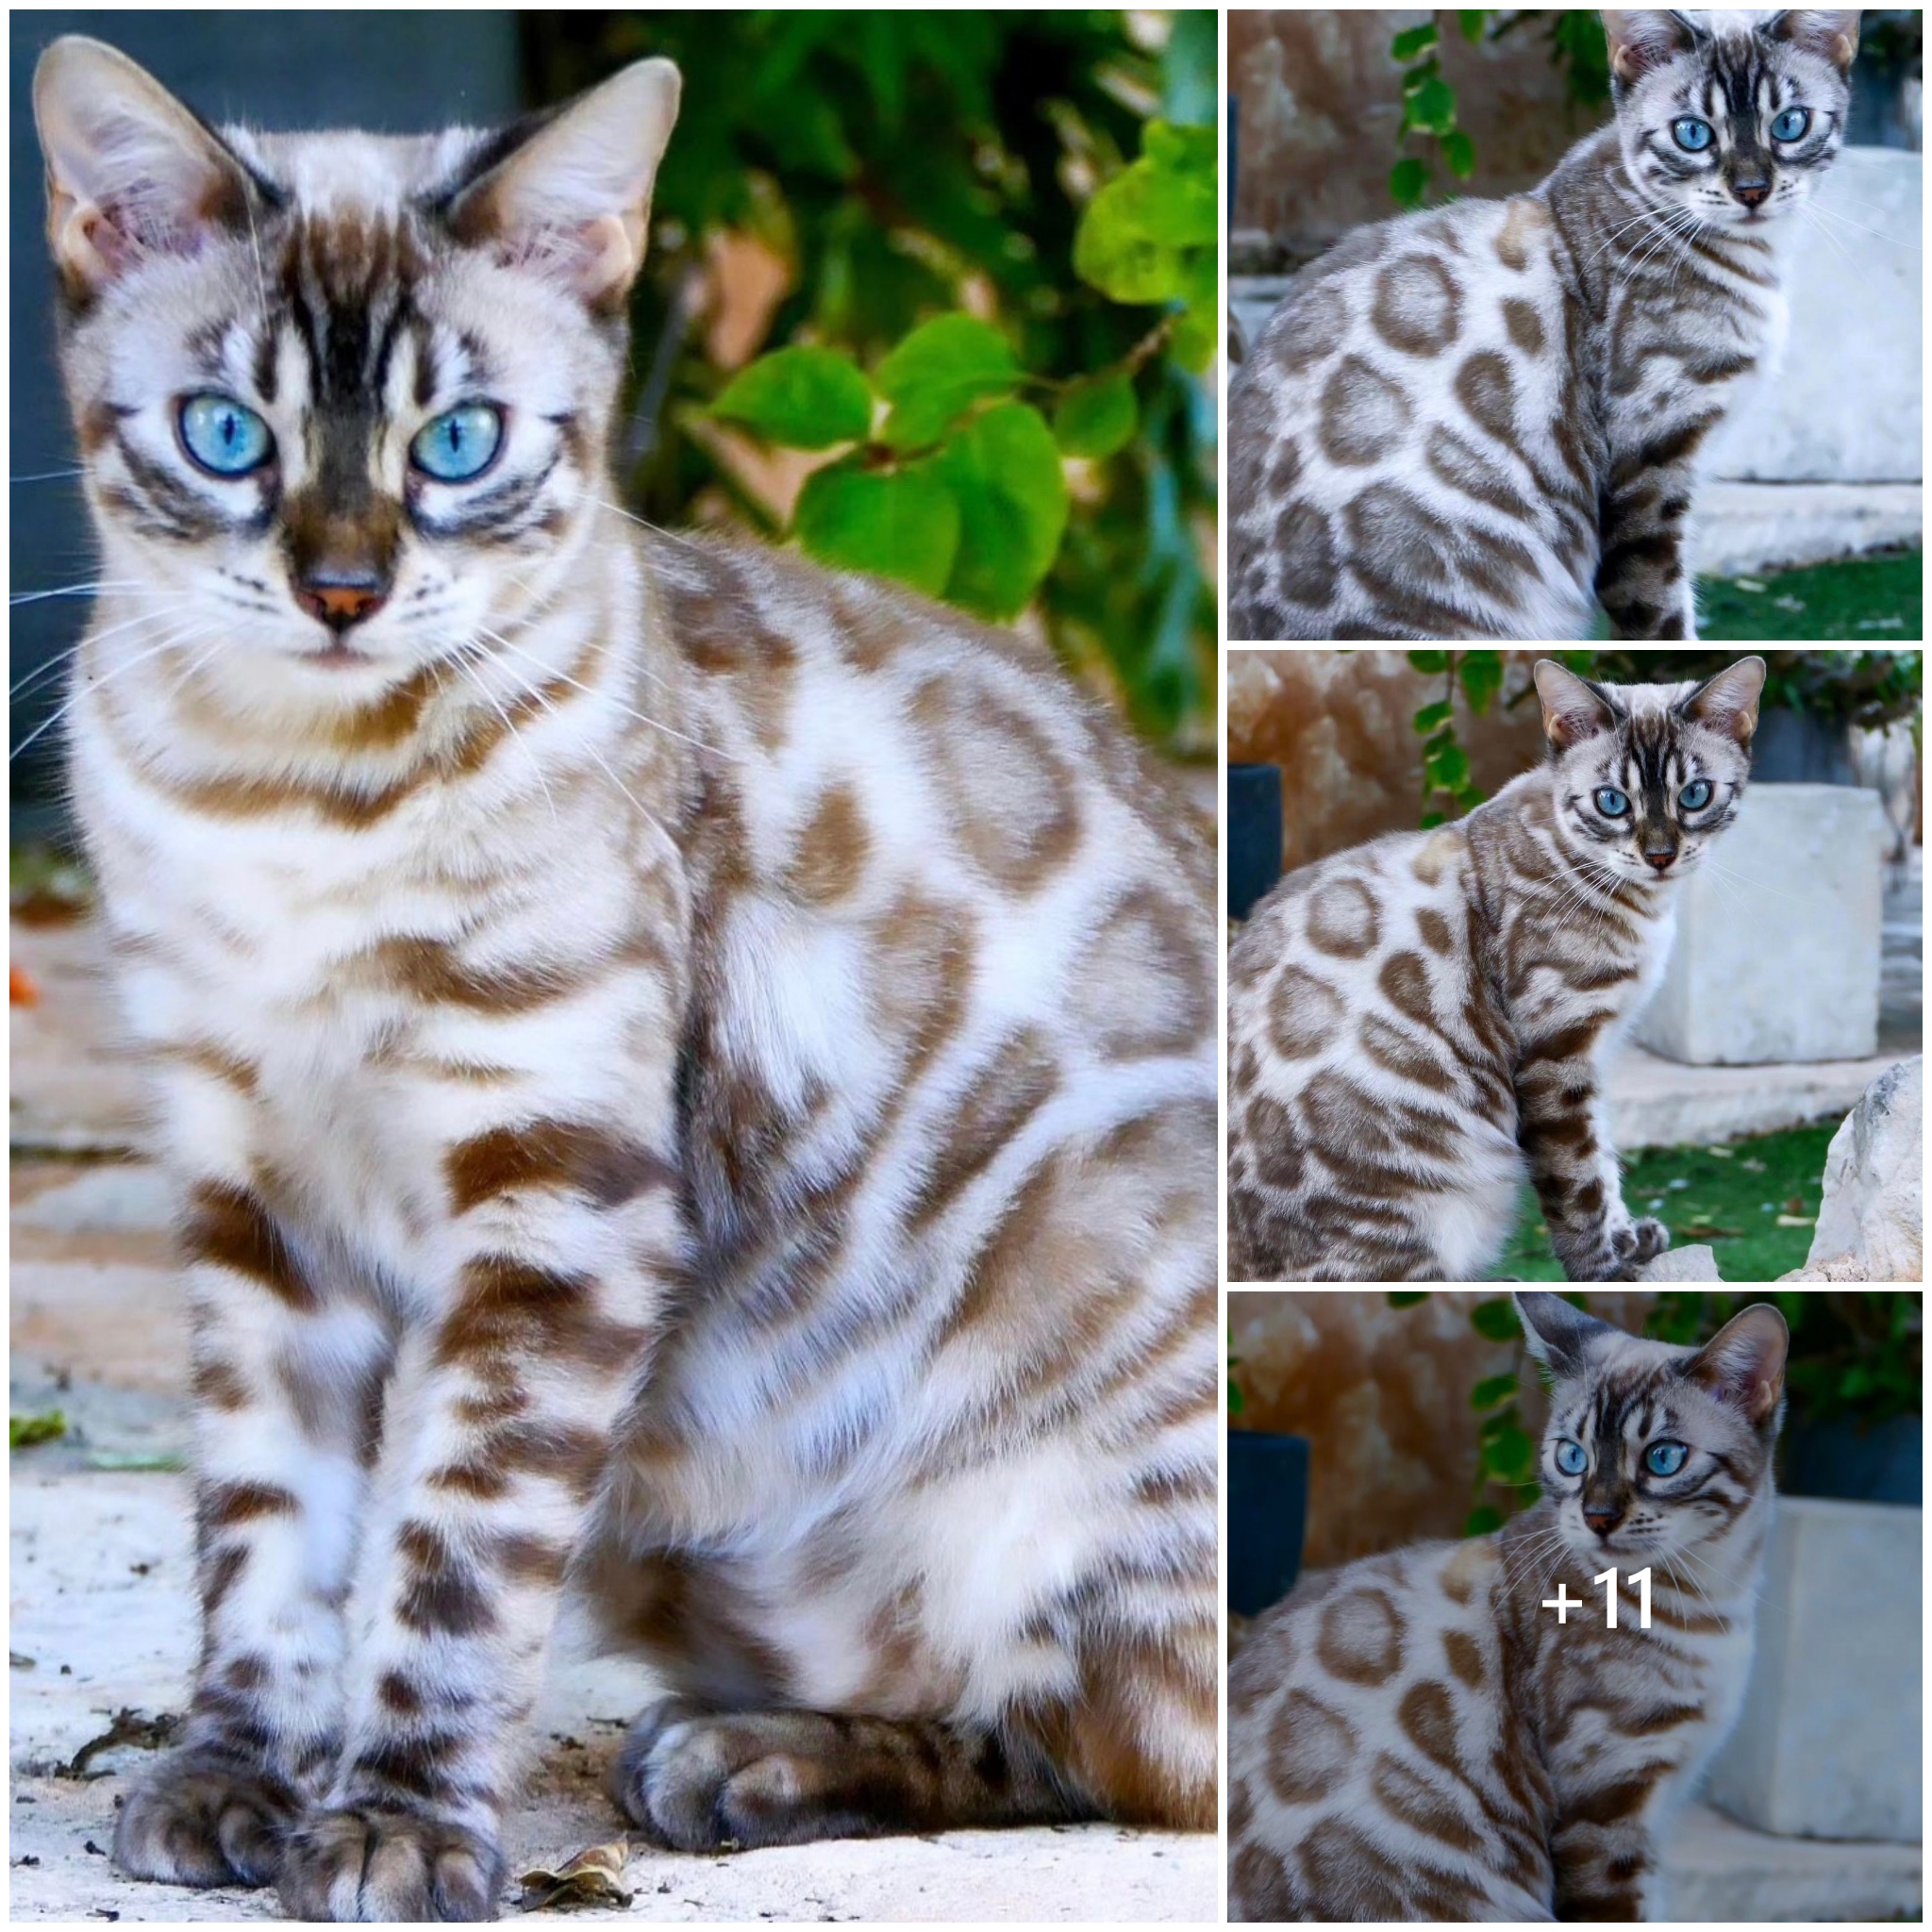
[[1704, 147, 1924, 486], [1704, 1497, 1923, 1841], [1636, 784, 1888, 1065], [1664, 1800, 1923, 1922], [1690, 479, 1924, 578], [6, 1469, 1214, 1924], [1607, 1041, 1914, 1150]]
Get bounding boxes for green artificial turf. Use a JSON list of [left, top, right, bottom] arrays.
[[1697, 548, 1923, 641], [1494, 1115, 1844, 1283]]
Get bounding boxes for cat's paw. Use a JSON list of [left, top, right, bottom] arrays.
[[276, 1805, 504, 1922], [112, 1747, 296, 1888], [1615, 1217, 1671, 1266], [612, 1703, 842, 1853]]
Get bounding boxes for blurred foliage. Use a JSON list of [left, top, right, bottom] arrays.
[[522, 10, 1217, 746], [1388, 10, 1608, 208], [1700, 552, 1924, 643], [1407, 648, 1503, 825], [1646, 1291, 1923, 1426], [1591, 650, 1924, 731]]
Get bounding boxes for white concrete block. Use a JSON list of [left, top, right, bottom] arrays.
[[1665, 1800, 1923, 1922], [1690, 479, 1924, 578], [1635, 784, 1887, 1065], [1704, 1497, 1923, 1842], [1705, 148, 1924, 486]]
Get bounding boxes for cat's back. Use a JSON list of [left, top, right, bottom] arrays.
[[1229, 1536, 1556, 1922], [1227, 155, 1607, 641]]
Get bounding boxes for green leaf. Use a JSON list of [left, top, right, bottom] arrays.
[[1402, 56, 1441, 92], [1469, 1297, 1520, 1341], [1074, 120, 1217, 303], [1390, 157, 1431, 208], [1458, 649, 1505, 713], [1053, 374, 1139, 459], [1388, 1290, 1430, 1308], [1413, 700, 1454, 732], [1471, 1373, 1520, 1410], [1171, 301, 1217, 375], [876, 315, 1022, 453], [1408, 649, 1449, 674], [1407, 75, 1458, 136], [9, 1410, 66, 1450], [1420, 809, 1447, 829], [933, 402, 1071, 620], [793, 458, 960, 598], [1425, 742, 1472, 791], [1453, 783, 1487, 812], [1483, 1424, 1538, 1486], [1465, 1505, 1507, 1537], [1422, 726, 1457, 755], [1459, 10, 1490, 43], [1441, 128, 1477, 179], [710, 345, 874, 450], [1391, 22, 1440, 59]]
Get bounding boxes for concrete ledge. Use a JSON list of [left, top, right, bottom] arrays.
[[1691, 480, 1924, 578], [1664, 1801, 1923, 1923], [1607, 1041, 1911, 1151]]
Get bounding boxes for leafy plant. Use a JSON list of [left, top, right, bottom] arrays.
[[9, 1411, 66, 1450], [1591, 650, 1923, 732], [523, 10, 1218, 743], [1228, 1329, 1246, 1417], [1385, 1290, 1580, 1535], [1387, 10, 1611, 209], [1406, 648, 1507, 826]]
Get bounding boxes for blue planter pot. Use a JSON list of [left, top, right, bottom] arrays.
[[1783, 1413, 1922, 1505], [1228, 1428, 1309, 1618], [1228, 762, 1284, 924]]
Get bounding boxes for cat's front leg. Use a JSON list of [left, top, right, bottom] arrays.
[[114, 1183, 391, 1890], [1515, 1056, 1666, 1284], [1592, 429, 1713, 641], [277, 1104, 684, 1923]]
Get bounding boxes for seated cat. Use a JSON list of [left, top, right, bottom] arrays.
[[1228, 656, 1765, 1284], [1228, 8, 1859, 640], [1230, 1291, 1790, 1922], [32, 37, 1217, 1923]]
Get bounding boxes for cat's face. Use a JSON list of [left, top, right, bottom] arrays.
[[1532, 657, 1764, 885], [1602, 9, 1857, 230], [1517, 1293, 1788, 1567], [34, 39, 678, 704]]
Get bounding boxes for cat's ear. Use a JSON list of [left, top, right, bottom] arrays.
[[1601, 11, 1695, 84], [1514, 1292, 1615, 1375], [1768, 10, 1862, 73], [444, 58, 681, 312], [1677, 655, 1766, 747], [1684, 1302, 1788, 1425], [33, 36, 262, 300], [1532, 660, 1618, 752]]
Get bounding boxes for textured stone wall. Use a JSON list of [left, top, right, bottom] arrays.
[[1226, 649, 1549, 878], [1229, 1290, 1653, 1570], [1230, 9, 1594, 258]]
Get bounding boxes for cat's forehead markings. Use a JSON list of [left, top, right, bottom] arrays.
[[234, 126, 475, 216]]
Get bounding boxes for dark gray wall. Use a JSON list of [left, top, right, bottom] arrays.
[[9, 10, 521, 821]]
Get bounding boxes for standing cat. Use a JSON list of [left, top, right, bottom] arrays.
[[1228, 8, 1859, 641], [1230, 1291, 1790, 1922], [33, 38, 1218, 1923], [1228, 656, 1764, 1283]]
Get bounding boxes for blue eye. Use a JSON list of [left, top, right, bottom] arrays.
[[1772, 108, 1810, 142], [1646, 1441, 1689, 1477], [1594, 787, 1630, 818], [1673, 118, 1715, 153], [1555, 1439, 1587, 1476], [411, 404, 504, 483], [178, 394, 274, 476], [1680, 779, 1713, 811]]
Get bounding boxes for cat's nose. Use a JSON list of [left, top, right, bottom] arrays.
[[1584, 1504, 1624, 1538], [1732, 179, 1772, 209], [296, 570, 390, 633], [1643, 848, 1676, 873]]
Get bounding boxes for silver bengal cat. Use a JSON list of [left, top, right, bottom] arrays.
[[1228, 656, 1765, 1283], [1228, 8, 1859, 640], [1230, 1291, 1790, 1922], [33, 37, 1217, 1923]]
